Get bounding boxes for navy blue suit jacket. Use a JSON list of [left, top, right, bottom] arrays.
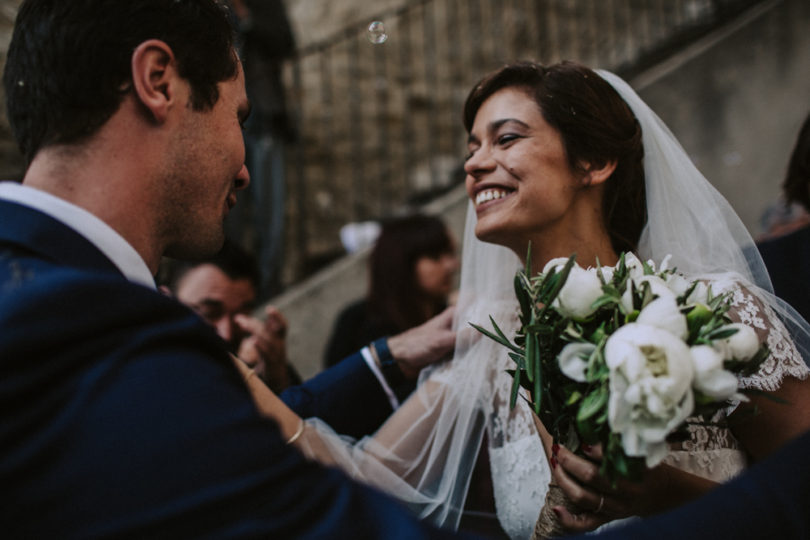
[[0, 199, 466, 539], [758, 225, 810, 323], [580, 429, 810, 539]]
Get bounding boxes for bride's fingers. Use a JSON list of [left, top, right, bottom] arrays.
[[553, 444, 614, 494], [552, 449, 605, 511]]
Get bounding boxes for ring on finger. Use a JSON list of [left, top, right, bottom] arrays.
[[595, 495, 605, 514]]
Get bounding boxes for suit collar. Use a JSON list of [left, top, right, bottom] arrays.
[[0, 199, 123, 277]]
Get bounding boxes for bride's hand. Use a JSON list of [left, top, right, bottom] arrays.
[[550, 443, 664, 532], [551, 443, 718, 532]]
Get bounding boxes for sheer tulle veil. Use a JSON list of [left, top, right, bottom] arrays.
[[295, 67, 810, 539], [595, 69, 810, 365]]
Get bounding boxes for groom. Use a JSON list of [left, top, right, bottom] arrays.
[[0, 1, 463, 538]]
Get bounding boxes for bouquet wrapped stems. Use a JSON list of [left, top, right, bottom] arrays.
[[532, 483, 576, 540], [530, 405, 582, 539]]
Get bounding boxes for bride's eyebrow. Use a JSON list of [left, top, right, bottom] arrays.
[[492, 118, 530, 131], [468, 118, 530, 145]]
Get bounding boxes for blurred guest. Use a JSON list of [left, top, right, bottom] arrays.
[[166, 240, 301, 393], [324, 214, 459, 371], [758, 113, 810, 321]]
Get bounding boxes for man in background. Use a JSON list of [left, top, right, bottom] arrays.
[[165, 240, 302, 392]]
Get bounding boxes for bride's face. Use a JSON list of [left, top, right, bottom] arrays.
[[464, 87, 583, 254]]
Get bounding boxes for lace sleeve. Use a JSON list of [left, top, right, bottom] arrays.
[[722, 282, 810, 392]]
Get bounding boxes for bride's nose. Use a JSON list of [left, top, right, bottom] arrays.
[[464, 146, 496, 178]]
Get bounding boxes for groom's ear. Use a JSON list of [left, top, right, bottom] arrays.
[[580, 160, 617, 186]]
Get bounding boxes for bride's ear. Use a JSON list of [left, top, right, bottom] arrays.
[[580, 160, 617, 186]]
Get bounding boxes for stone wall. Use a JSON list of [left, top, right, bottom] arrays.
[[0, 0, 24, 179]]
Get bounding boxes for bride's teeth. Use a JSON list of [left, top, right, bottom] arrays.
[[475, 189, 507, 206]]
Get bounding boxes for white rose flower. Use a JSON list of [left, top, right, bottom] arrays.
[[690, 345, 739, 400], [558, 342, 597, 382], [713, 322, 760, 361], [605, 323, 695, 467], [553, 265, 604, 319], [636, 296, 688, 340]]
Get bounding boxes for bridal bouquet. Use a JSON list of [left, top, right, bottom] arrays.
[[472, 250, 768, 484]]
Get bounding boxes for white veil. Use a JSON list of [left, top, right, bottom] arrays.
[[596, 69, 810, 366], [291, 67, 810, 540]]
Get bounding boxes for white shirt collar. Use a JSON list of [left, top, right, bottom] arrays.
[[0, 181, 156, 289]]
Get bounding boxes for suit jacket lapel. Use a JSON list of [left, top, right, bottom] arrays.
[[0, 199, 122, 277]]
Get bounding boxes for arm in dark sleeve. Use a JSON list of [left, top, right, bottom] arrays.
[[281, 350, 393, 439], [580, 430, 810, 540], [0, 276, 475, 539]]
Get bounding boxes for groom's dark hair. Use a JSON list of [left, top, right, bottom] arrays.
[[4, 0, 238, 164], [463, 61, 647, 255]]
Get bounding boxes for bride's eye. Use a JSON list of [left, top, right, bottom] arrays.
[[497, 134, 521, 146]]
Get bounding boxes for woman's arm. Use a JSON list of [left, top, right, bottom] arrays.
[[729, 374, 810, 460], [231, 354, 303, 442]]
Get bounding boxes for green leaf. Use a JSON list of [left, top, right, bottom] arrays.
[[524, 330, 535, 383], [534, 354, 542, 416], [577, 386, 608, 422], [707, 327, 739, 340], [510, 368, 521, 409], [543, 255, 577, 308], [469, 320, 523, 354], [515, 272, 533, 323], [508, 352, 526, 370]]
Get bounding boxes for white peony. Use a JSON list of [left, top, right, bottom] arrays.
[[621, 275, 677, 313], [622, 252, 646, 279], [542, 257, 573, 275], [605, 323, 695, 467], [690, 345, 739, 400], [636, 296, 688, 340], [713, 322, 760, 361], [665, 274, 710, 305], [553, 265, 604, 320], [558, 342, 597, 382], [596, 265, 614, 284]]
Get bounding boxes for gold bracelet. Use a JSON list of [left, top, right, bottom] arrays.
[[286, 419, 305, 445], [368, 342, 383, 369]]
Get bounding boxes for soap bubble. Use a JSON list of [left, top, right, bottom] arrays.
[[367, 21, 388, 44]]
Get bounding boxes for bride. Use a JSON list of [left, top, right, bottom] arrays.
[[242, 61, 810, 538]]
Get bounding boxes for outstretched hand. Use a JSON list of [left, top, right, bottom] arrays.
[[235, 305, 290, 392], [387, 306, 456, 378]]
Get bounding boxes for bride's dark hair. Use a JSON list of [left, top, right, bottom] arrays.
[[463, 60, 647, 254]]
